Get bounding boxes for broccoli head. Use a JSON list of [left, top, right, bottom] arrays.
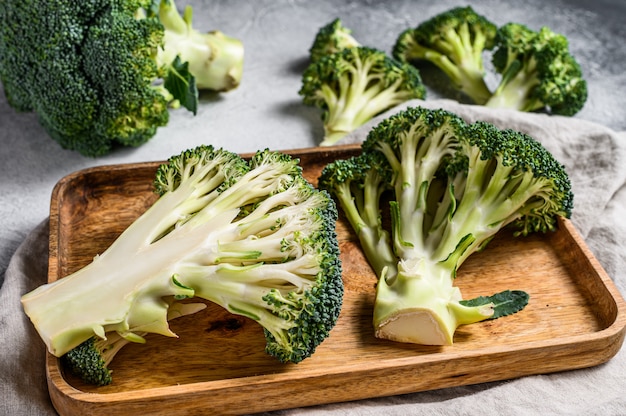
[[309, 18, 361, 62], [0, 0, 244, 157], [22, 145, 343, 385], [485, 23, 588, 116], [392, 6, 497, 104], [320, 106, 572, 345], [300, 46, 426, 146]]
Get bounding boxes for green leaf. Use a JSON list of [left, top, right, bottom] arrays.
[[164, 56, 199, 115], [460, 289, 529, 320]]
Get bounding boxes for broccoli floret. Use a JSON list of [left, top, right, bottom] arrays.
[[0, 0, 244, 157], [299, 46, 426, 146], [485, 23, 588, 116], [22, 145, 343, 385], [392, 6, 497, 104], [62, 301, 206, 386], [319, 106, 572, 345], [309, 18, 361, 62]]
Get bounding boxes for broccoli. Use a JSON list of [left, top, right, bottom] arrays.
[[21, 145, 343, 385], [485, 23, 588, 116], [392, 6, 497, 105], [62, 300, 206, 386], [319, 106, 573, 345], [309, 18, 361, 62], [299, 46, 426, 147], [0, 0, 244, 157]]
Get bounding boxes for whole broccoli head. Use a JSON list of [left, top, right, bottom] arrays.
[[22, 145, 343, 385], [486, 23, 588, 116], [319, 106, 572, 345], [299, 46, 426, 146], [0, 0, 244, 157], [392, 6, 497, 104]]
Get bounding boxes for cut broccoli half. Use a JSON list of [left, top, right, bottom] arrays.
[[319, 106, 572, 345], [22, 145, 343, 385]]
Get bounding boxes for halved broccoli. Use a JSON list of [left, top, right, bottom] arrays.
[[392, 6, 497, 104], [485, 23, 588, 116], [0, 0, 244, 157], [22, 145, 343, 385], [319, 106, 572, 345], [308, 18, 361, 62], [299, 46, 426, 146]]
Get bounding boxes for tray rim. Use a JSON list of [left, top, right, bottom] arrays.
[[44, 145, 626, 415]]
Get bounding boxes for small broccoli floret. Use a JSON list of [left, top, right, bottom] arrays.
[[300, 46, 426, 146], [392, 6, 497, 104], [62, 301, 206, 386], [309, 18, 361, 62], [485, 23, 587, 116], [319, 106, 573, 345], [0, 0, 243, 157], [22, 145, 343, 384]]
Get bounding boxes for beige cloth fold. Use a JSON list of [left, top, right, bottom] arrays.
[[2, 99, 625, 415]]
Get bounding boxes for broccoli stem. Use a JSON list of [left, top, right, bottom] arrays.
[[485, 57, 541, 112], [374, 259, 493, 345], [406, 27, 492, 104], [320, 66, 416, 146], [157, 0, 243, 91]]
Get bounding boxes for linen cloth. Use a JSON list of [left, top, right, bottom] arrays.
[[2, 99, 626, 415]]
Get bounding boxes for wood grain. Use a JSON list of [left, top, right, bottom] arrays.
[[44, 145, 626, 416]]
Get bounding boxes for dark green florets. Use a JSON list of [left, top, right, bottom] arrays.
[[0, 0, 169, 157], [62, 336, 115, 386]]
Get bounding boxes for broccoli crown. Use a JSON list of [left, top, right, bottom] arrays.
[[22, 145, 343, 381], [488, 23, 587, 116], [394, 6, 497, 59], [309, 18, 361, 62], [391, 6, 497, 104], [299, 46, 426, 146]]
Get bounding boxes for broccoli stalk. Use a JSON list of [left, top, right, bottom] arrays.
[[485, 23, 587, 116], [22, 146, 343, 385], [392, 6, 497, 104], [156, 0, 244, 93], [319, 106, 572, 345], [299, 46, 426, 146]]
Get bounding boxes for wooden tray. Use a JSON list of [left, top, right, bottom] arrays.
[[46, 145, 626, 416]]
